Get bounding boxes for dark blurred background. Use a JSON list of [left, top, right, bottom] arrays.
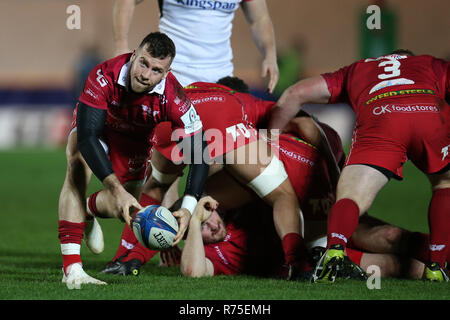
[[0, 0, 448, 148]]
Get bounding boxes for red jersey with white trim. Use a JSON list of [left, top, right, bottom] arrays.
[[77, 53, 201, 143], [322, 54, 450, 176], [322, 54, 449, 113], [154, 82, 274, 161], [186, 82, 274, 158]]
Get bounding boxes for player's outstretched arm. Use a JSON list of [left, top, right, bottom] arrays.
[[242, 0, 279, 94], [180, 197, 217, 277], [113, 0, 143, 56], [268, 75, 331, 130]]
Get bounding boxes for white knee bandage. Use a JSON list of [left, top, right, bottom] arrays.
[[247, 156, 288, 198]]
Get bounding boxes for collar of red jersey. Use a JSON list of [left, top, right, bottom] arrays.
[[117, 61, 166, 95]]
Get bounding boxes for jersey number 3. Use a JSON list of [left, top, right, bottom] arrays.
[[377, 59, 401, 79]]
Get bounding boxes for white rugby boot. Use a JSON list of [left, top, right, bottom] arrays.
[[62, 263, 107, 289], [84, 217, 104, 254]]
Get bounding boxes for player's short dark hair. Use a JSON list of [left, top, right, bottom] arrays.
[[217, 76, 249, 93], [391, 49, 415, 56], [139, 32, 176, 60]]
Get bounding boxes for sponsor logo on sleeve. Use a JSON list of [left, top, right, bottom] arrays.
[[180, 104, 203, 134]]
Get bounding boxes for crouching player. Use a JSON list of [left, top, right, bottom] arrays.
[[57, 32, 211, 289]]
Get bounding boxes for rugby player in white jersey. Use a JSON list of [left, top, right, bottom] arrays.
[[113, 0, 279, 92]]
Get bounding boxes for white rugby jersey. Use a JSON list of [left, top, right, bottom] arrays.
[[158, 0, 252, 85]]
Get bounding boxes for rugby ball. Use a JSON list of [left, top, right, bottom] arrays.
[[132, 205, 179, 250]]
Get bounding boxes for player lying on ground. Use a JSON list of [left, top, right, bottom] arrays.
[[100, 109, 449, 279], [98, 76, 412, 277], [57, 32, 211, 289], [101, 108, 337, 276], [96, 77, 314, 275], [269, 49, 450, 282], [102, 112, 433, 279], [180, 196, 427, 279], [105, 157, 440, 280]]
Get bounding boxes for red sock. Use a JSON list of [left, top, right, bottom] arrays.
[[123, 242, 158, 264], [139, 193, 161, 207], [58, 220, 85, 274], [111, 193, 161, 261], [86, 190, 101, 220], [428, 188, 450, 266], [113, 224, 139, 261], [404, 232, 450, 267], [327, 198, 360, 248], [282, 233, 307, 267]]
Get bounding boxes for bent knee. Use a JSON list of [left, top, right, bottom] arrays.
[[383, 226, 403, 246]]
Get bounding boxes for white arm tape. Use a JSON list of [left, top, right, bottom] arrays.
[[247, 155, 288, 198], [151, 161, 178, 185], [181, 195, 198, 215]]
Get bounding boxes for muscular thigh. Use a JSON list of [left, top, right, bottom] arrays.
[[204, 169, 254, 211], [336, 164, 389, 214], [224, 139, 274, 184]]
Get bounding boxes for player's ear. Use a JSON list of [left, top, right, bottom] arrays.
[[130, 49, 137, 61], [162, 67, 171, 79]]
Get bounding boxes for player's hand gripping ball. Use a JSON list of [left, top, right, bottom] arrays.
[[132, 205, 179, 250]]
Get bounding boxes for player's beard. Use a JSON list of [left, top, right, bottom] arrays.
[[127, 70, 152, 94], [125, 71, 134, 93], [213, 222, 227, 243]]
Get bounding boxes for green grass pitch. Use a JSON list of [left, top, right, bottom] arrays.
[[0, 148, 449, 301]]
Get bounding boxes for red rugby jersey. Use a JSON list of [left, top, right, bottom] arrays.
[[78, 53, 201, 142], [322, 54, 449, 115], [204, 223, 247, 275]]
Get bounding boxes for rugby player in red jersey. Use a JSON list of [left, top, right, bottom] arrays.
[[58, 32, 211, 289], [105, 77, 446, 279], [180, 197, 428, 280], [269, 50, 450, 282], [100, 77, 317, 277], [118, 116, 446, 280]]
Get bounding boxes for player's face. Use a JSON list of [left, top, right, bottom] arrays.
[[201, 210, 227, 244], [129, 45, 172, 93]]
